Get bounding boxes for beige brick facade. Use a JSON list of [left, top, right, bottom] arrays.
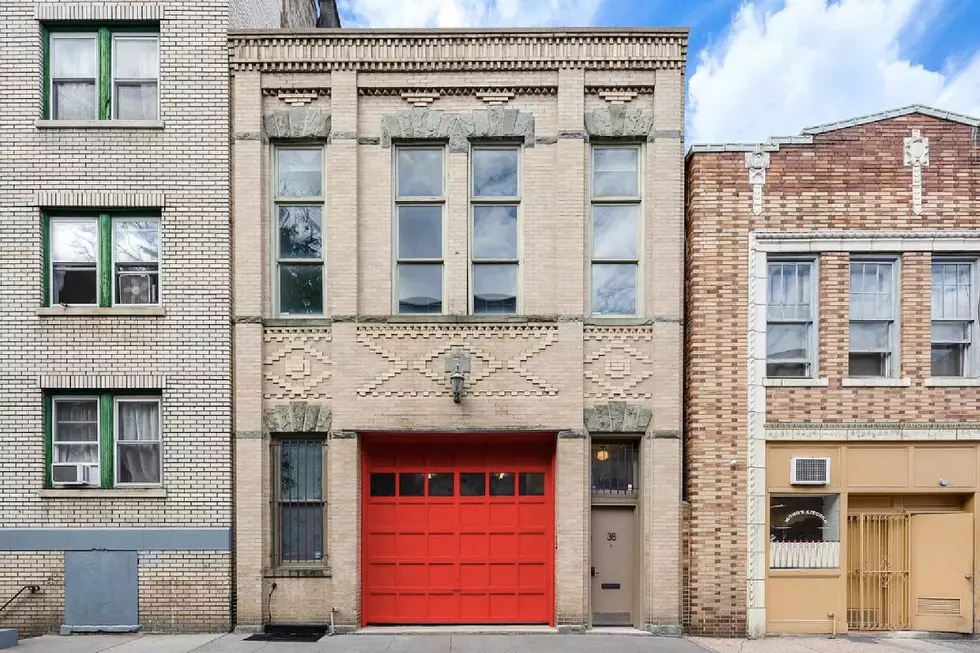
[[0, 0, 311, 636], [230, 28, 687, 632], [685, 108, 980, 637]]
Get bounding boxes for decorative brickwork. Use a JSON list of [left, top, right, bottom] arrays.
[[263, 329, 332, 400], [584, 326, 655, 400]]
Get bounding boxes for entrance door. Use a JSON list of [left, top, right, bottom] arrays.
[[64, 551, 139, 630], [910, 513, 974, 633], [590, 506, 634, 626], [362, 434, 555, 626]]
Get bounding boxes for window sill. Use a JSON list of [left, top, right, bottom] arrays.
[[924, 377, 980, 387], [842, 377, 912, 387], [263, 567, 331, 578], [39, 488, 167, 499], [763, 377, 830, 387], [37, 306, 165, 317], [35, 119, 164, 130]]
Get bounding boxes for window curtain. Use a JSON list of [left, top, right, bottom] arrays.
[[117, 402, 160, 483]]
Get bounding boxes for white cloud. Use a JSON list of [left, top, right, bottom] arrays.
[[337, 0, 602, 28], [688, 0, 980, 144]]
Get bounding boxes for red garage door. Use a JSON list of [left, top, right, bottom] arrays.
[[362, 434, 555, 626]]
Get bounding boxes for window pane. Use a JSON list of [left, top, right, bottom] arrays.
[[279, 264, 323, 315], [399, 473, 425, 497], [53, 82, 97, 120], [117, 443, 160, 484], [767, 263, 811, 320], [850, 261, 893, 320], [473, 205, 517, 259], [52, 220, 98, 263], [370, 473, 396, 497], [52, 36, 97, 78], [849, 352, 887, 377], [592, 264, 637, 315], [519, 472, 545, 496], [767, 324, 807, 361], [932, 344, 965, 377], [592, 443, 637, 495], [278, 149, 323, 198], [767, 362, 808, 378], [55, 400, 98, 442], [397, 264, 442, 314], [592, 205, 637, 259], [279, 441, 322, 501], [116, 265, 159, 305], [117, 401, 159, 441], [850, 322, 889, 352], [113, 220, 159, 263], [770, 495, 840, 569], [280, 504, 323, 562], [279, 207, 323, 259], [473, 264, 517, 314], [53, 266, 97, 305], [593, 148, 638, 197], [933, 321, 970, 342], [115, 83, 158, 121], [473, 148, 518, 196], [398, 206, 442, 259], [55, 444, 98, 463], [428, 473, 454, 497], [460, 473, 486, 496], [489, 472, 515, 496], [113, 37, 157, 79], [398, 149, 443, 197]]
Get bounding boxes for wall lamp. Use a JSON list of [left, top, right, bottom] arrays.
[[445, 351, 470, 403]]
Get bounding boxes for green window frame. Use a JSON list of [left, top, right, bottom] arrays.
[[44, 391, 162, 489], [43, 24, 159, 121], [43, 212, 161, 307]]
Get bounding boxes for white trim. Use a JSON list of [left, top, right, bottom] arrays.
[[765, 256, 819, 379], [766, 424, 980, 441], [39, 488, 167, 499], [746, 232, 766, 637], [841, 377, 911, 387], [924, 377, 980, 387], [36, 3, 166, 21], [110, 216, 161, 307], [34, 190, 166, 208], [930, 256, 979, 379], [110, 33, 160, 121], [113, 396, 163, 488], [48, 216, 100, 307], [763, 377, 829, 387], [35, 119, 165, 129], [848, 256, 900, 378], [48, 32, 98, 121]]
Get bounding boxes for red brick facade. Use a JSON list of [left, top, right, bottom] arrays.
[[684, 111, 980, 636]]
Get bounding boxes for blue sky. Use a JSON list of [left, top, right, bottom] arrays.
[[336, 0, 980, 144]]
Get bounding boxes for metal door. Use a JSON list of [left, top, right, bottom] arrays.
[[910, 512, 974, 633], [64, 551, 139, 629], [591, 506, 634, 626], [847, 514, 910, 630]]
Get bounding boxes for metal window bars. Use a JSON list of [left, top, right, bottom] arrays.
[[591, 442, 638, 497], [271, 438, 326, 567]]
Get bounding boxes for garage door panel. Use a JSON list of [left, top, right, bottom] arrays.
[[428, 532, 457, 557], [460, 503, 489, 528], [489, 593, 518, 619], [460, 533, 489, 558], [461, 593, 489, 620], [489, 503, 519, 528], [429, 593, 460, 621], [489, 563, 518, 588], [428, 503, 457, 527], [429, 563, 456, 589], [518, 533, 547, 557], [397, 594, 428, 620], [397, 533, 426, 558], [397, 504, 427, 528], [518, 594, 548, 621], [460, 563, 488, 589], [489, 533, 518, 558], [370, 533, 398, 557], [519, 564, 547, 589], [368, 563, 396, 588], [519, 503, 548, 527], [369, 504, 398, 528], [396, 564, 427, 588]]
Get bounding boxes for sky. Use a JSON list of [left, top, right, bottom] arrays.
[[335, 0, 980, 145]]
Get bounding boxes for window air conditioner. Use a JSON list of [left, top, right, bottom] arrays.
[[52, 463, 98, 486], [790, 457, 830, 485]]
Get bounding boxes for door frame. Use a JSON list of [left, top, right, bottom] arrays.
[[588, 434, 642, 629]]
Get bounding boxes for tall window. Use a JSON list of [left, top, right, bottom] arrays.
[[275, 147, 324, 315], [47, 28, 159, 121], [849, 258, 898, 377], [48, 214, 160, 307], [931, 259, 977, 377], [591, 146, 640, 316], [767, 260, 816, 377], [395, 147, 444, 314], [272, 439, 326, 566], [51, 397, 100, 484], [471, 146, 520, 314], [115, 398, 161, 486]]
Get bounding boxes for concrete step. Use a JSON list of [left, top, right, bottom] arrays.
[[0, 629, 17, 650]]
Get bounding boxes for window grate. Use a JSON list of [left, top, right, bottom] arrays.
[[271, 438, 326, 567], [591, 442, 638, 497]]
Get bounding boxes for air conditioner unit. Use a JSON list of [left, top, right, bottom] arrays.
[[52, 463, 98, 486], [790, 457, 830, 485], [118, 273, 155, 304]]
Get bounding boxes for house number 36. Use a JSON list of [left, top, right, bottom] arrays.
[[607, 532, 617, 541]]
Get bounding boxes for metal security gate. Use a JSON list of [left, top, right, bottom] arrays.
[[847, 514, 910, 630]]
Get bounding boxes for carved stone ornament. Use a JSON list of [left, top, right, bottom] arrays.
[[584, 105, 654, 140], [264, 108, 331, 140], [904, 128, 929, 215], [264, 401, 332, 433], [584, 401, 652, 434], [381, 107, 535, 152], [744, 146, 770, 216]]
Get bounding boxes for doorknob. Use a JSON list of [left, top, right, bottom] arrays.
[[591, 566, 597, 577], [967, 574, 973, 580]]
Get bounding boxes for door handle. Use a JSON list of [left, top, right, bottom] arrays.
[[967, 574, 973, 580], [591, 566, 597, 577]]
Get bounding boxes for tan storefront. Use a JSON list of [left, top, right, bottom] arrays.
[[766, 441, 979, 635]]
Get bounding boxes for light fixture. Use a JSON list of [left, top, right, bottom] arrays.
[[445, 351, 470, 404], [596, 448, 609, 461]]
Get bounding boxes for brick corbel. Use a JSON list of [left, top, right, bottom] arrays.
[[263, 401, 332, 433], [263, 109, 331, 140], [584, 106, 655, 141], [584, 401, 652, 434], [381, 107, 535, 152]]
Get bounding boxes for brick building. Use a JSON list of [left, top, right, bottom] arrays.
[[229, 28, 687, 632], [685, 106, 980, 637], [0, 0, 314, 637]]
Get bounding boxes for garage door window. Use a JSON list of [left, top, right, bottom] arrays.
[[399, 473, 425, 496], [428, 473, 454, 496], [490, 472, 515, 495], [519, 472, 545, 496], [461, 473, 486, 496]]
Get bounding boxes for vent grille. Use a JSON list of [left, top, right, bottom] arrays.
[[790, 456, 830, 485], [917, 598, 960, 616]]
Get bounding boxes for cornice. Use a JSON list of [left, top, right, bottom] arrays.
[[229, 31, 687, 73], [358, 86, 557, 97]]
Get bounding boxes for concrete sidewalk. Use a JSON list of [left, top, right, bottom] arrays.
[[14, 632, 712, 652], [695, 635, 980, 653]]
